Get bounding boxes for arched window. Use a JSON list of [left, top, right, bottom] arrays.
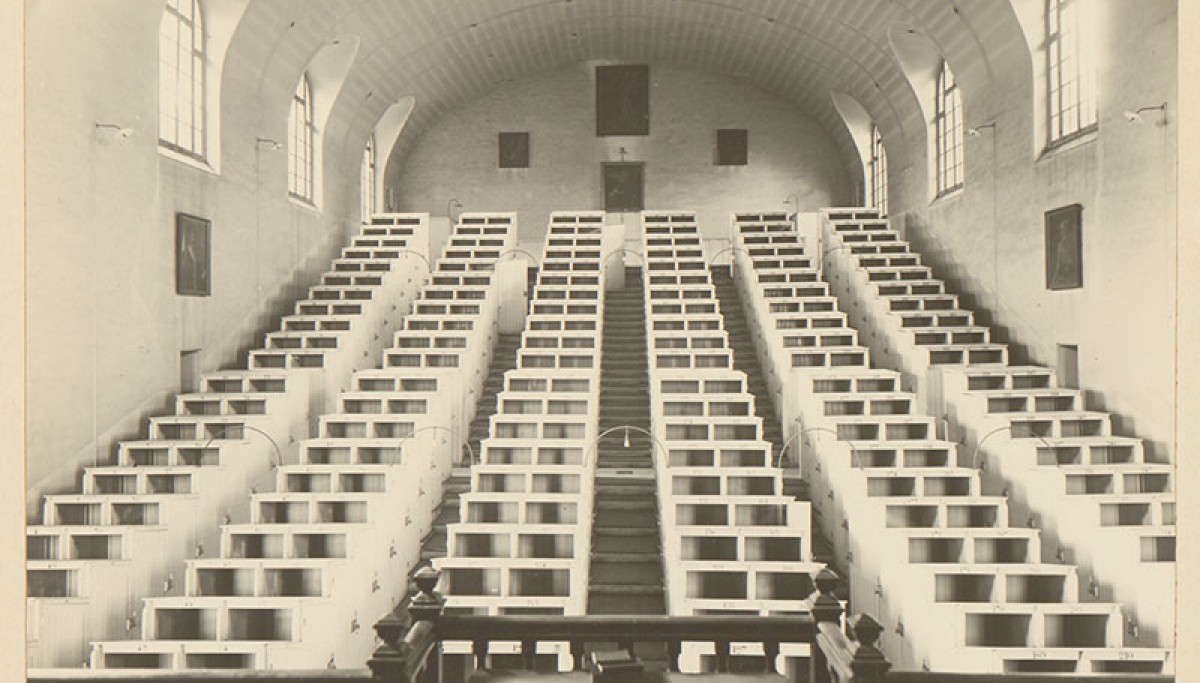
[[1046, 0, 1097, 145], [159, 0, 207, 160], [869, 125, 888, 216], [289, 74, 315, 203], [934, 60, 963, 195], [360, 137, 376, 221]]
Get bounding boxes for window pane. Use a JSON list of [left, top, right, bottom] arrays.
[[158, 0, 206, 158]]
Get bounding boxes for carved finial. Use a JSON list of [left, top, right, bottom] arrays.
[[850, 614, 884, 647], [814, 567, 839, 595], [413, 566, 440, 601]]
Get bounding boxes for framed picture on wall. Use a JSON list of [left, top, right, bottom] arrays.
[[498, 132, 530, 168], [1044, 204, 1082, 290], [715, 129, 748, 166], [176, 212, 211, 296]]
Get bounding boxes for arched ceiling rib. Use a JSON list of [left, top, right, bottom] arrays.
[[227, 0, 1026, 179]]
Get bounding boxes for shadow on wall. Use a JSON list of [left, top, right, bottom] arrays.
[[230, 225, 353, 369]]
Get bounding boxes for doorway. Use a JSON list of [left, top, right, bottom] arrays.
[[180, 349, 202, 394], [602, 162, 644, 213], [1056, 344, 1079, 389]]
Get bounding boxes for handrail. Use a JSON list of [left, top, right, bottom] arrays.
[[888, 675, 1172, 683], [369, 567, 889, 683], [28, 673, 370, 682]]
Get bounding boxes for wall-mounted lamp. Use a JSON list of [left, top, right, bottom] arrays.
[[1124, 102, 1168, 125], [967, 122, 996, 138], [447, 197, 464, 222], [256, 137, 284, 150], [94, 122, 134, 140]]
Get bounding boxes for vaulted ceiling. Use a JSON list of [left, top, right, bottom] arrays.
[[229, 0, 1029, 174]]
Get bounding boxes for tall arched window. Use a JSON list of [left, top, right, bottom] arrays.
[[934, 60, 963, 195], [159, 0, 207, 160], [289, 74, 315, 203], [869, 125, 888, 216], [1046, 0, 1097, 145], [360, 137, 376, 221]]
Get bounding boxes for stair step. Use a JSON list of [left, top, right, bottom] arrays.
[[590, 560, 664, 585]]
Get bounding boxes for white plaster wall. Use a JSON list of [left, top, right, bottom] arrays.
[[888, 1, 1178, 459], [392, 63, 853, 259], [24, 1, 364, 514]]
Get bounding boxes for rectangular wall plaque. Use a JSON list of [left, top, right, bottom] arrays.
[[716, 129, 748, 166], [596, 65, 650, 136], [498, 132, 530, 168]]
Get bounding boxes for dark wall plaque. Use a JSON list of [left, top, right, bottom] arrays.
[[596, 65, 650, 136], [603, 162, 645, 212], [498, 132, 530, 168], [1045, 204, 1083, 290], [716, 129, 748, 166], [175, 212, 211, 297]]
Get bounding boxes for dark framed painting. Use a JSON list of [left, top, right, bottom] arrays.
[[716, 129, 748, 166], [498, 132, 530, 168], [596, 64, 650, 136], [602, 162, 644, 212], [176, 212, 211, 296], [1045, 204, 1082, 290]]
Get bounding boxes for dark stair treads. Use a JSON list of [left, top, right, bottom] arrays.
[[590, 556, 665, 585], [463, 333, 524, 463], [712, 265, 849, 601], [591, 531, 661, 555], [393, 321, 531, 622], [588, 267, 666, 615]]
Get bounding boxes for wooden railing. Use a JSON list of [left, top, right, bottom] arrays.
[[892, 672, 1171, 676], [368, 567, 890, 683]]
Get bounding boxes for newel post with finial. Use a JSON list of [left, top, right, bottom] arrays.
[[369, 566, 446, 683]]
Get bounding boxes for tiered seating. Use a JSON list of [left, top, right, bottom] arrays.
[[820, 209, 1175, 646], [86, 213, 516, 671], [26, 215, 431, 669], [435, 212, 605, 621], [642, 212, 822, 622], [731, 212, 1170, 674], [253, 214, 431, 409]]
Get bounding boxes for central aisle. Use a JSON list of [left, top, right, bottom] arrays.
[[587, 266, 667, 615]]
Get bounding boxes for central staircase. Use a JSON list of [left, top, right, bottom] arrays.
[[587, 267, 666, 615]]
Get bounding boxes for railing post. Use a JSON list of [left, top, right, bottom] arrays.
[[845, 614, 889, 683], [368, 566, 445, 683], [410, 567, 446, 683], [809, 568, 843, 683], [368, 610, 408, 683]]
